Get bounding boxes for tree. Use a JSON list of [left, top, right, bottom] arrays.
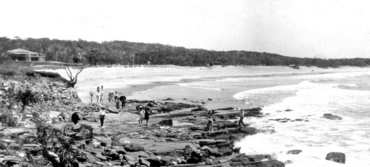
[[64, 66, 85, 88]]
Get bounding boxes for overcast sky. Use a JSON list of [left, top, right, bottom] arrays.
[[1, 0, 370, 58]]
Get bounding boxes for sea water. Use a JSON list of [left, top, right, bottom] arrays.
[[232, 72, 370, 167]]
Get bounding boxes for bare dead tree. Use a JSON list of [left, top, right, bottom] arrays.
[[64, 65, 85, 88]]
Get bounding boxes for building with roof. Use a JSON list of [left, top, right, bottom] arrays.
[[3, 48, 45, 62]]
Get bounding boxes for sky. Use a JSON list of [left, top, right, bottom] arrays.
[[1, 0, 370, 58]]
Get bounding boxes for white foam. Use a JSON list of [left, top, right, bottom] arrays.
[[177, 83, 222, 91], [235, 78, 370, 166]]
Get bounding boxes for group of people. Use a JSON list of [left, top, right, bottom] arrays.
[[89, 85, 104, 104], [86, 85, 247, 130], [205, 107, 246, 132], [136, 105, 151, 126], [89, 85, 127, 111]]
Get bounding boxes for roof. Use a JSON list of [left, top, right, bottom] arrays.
[[7, 48, 38, 55]]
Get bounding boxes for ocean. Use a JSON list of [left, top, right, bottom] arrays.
[[231, 72, 370, 167]]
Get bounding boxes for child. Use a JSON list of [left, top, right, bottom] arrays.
[[136, 105, 144, 125]]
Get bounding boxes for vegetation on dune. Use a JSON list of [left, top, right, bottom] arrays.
[[1, 37, 370, 68]]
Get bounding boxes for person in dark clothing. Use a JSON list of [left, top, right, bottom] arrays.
[[114, 91, 118, 102], [119, 96, 126, 108], [99, 107, 106, 127], [116, 100, 120, 110], [71, 112, 80, 125], [144, 107, 151, 126], [205, 110, 215, 131]]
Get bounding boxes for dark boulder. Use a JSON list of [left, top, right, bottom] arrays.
[[184, 144, 202, 163], [219, 147, 233, 156], [158, 119, 173, 126], [124, 143, 145, 152], [239, 127, 258, 135], [287, 149, 302, 155], [323, 113, 343, 120], [325, 152, 345, 164], [191, 105, 209, 112], [146, 156, 162, 166]]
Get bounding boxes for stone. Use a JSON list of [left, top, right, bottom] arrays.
[[124, 143, 144, 152], [119, 139, 131, 145], [158, 119, 173, 126], [191, 105, 209, 112], [112, 146, 127, 154], [239, 127, 258, 135], [219, 147, 233, 156], [139, 157, 151, 167], [201, 146, 221, 157], [146, 156, 162, 166], [259, 160, 285, 167], [287, 149, 302, 155], [124, 154, 137, 162], [95, 137, 112, 147], [184, 144, 202, 163], [325, 152, 345, 164], [161, 156, 177, 166], [323, 113, 343, 120], [84, 115, 97, 122]]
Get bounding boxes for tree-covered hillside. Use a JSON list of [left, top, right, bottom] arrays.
[[1, 37, 369, 67]]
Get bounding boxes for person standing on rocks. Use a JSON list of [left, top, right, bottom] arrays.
[[114, 91, 118, 102], [206, 110, 215, 131], [100, 85, 104, 103], [96, 85, 101, 104], [99, 105, 106, 127], [108, 91, 114, 103], [136, 105, 144, 125], [89, 91, 94, 103], [236, 108, 245, 127], [144, 107, 151, 126], [119, 96, 126, 112], [116, 97, 120, 110]]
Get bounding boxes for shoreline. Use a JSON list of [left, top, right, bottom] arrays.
[[74, 66, 369, 102]]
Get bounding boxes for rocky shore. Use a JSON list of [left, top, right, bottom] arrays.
[[0, 71, 296, 167]]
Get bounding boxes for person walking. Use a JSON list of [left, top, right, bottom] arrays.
[[99, 106, 106, 127], [236, 108, 245, 127]]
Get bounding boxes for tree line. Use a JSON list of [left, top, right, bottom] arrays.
[[0, 37, 370, 68]]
